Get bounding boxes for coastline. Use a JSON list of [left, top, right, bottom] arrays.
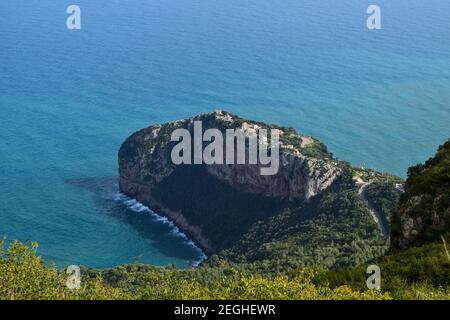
[[117, 176, 210, 266]]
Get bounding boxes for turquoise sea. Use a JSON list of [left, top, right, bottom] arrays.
[[1, 0, 449, 268]]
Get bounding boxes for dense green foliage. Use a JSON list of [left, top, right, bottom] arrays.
[[317, 241, 450, 299], [0, 240, 125, 300], [301, 139, 332, 159], [0, 240, 389, 300], [391, 139, 450, 249], [2, 239, 447, 300]]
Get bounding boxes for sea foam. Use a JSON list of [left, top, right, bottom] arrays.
[[114, 191, 207, 267]]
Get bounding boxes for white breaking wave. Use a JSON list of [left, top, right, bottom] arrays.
[[114, 191, 207, 267]]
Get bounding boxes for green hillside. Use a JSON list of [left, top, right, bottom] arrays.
[[391, 139, 450, 250]]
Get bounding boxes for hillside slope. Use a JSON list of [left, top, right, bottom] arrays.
[[391, 139, 450, 251], [321, 139, 450, 299]]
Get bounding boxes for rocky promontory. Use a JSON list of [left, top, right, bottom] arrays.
[[119, 110, 401, 269]]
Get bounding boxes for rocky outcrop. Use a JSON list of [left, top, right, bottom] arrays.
[[390, 139, 450, 251], [206, 154, 339, 200], [118, 110, 342, 254]]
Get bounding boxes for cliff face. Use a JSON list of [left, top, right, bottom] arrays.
[[206, 154, 339, 201], [390, 139, 450, 251], [119, 111, 342, 253]]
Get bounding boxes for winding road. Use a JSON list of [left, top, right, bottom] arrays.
[[358, 182, 389, 238]]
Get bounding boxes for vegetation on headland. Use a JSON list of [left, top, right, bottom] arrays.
[[215, 165, 391, 271], [154, 162, 400, 271]]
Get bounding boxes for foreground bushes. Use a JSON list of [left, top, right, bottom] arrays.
[[2, 240, 447, 300], [0, 240, 125, 300], [319, 242, 450, 300], [0, 240, 389, 300]]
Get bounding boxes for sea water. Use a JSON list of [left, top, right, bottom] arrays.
[[0, 0, 449, 267]]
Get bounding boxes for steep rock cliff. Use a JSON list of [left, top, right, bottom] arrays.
[[119, 111, 341, 253]]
